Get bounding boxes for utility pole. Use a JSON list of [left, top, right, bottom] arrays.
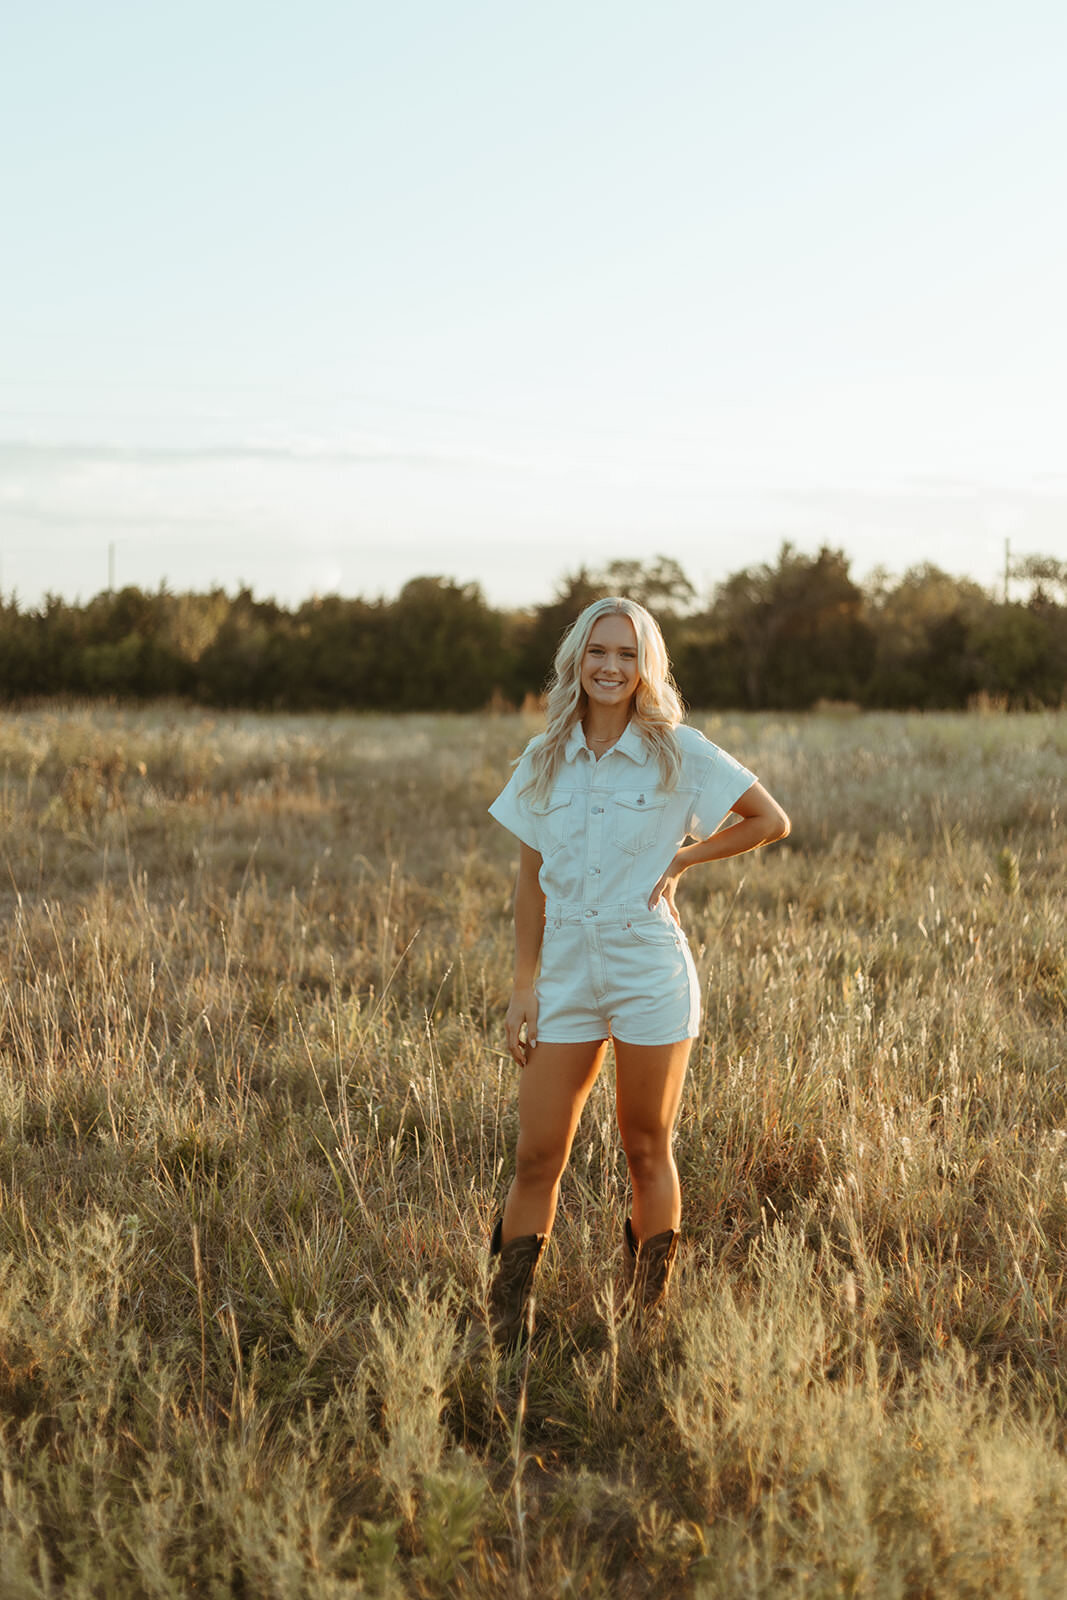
[[1003, 538, 1011, 605], [108, 541, 115, 593]]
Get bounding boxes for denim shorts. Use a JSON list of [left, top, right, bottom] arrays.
[[535, 899, 701, 1046]]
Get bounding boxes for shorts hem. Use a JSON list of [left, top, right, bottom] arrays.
[[611, 1031, 699, 1047], [536, 1032, 610, 1045]]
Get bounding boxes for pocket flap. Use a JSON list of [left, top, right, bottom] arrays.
[[612, 790, 665, 812]]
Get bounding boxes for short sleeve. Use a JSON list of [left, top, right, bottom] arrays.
[[688, 738, 757, 839], [488, 749, 539, 850]]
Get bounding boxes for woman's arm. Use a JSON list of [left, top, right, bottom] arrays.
[[649, 781, 790, 916], [505, 842, 546, 1067]]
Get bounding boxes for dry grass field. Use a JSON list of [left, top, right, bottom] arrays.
[[0, 704, 1064, 1598]]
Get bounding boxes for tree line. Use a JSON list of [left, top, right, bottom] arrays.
[[1, 545, 1064, 711]]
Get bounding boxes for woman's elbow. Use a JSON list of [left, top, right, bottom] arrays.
[[765, 804, 791, 843]]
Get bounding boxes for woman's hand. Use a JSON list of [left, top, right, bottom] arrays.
[[505, 985, 539, 1068], [648, 855, 685, 923]]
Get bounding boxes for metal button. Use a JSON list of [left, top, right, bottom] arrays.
[[589, 867, 600, 875], [592, 806, 604, 814]]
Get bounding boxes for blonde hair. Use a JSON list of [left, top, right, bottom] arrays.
[[524, 597, 684, 807]]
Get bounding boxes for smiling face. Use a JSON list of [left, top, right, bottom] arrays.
[[580, 613, 640, 712]]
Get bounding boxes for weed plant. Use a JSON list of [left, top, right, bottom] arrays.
[[0, 705, 1064, 1596]]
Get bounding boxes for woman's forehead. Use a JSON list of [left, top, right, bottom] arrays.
[[587, 614, 638, 649]]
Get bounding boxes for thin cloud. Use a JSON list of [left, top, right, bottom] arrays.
[[0, 500, 238, 532], [0, 435, 537, 474], [780, 476, 1067, 506]]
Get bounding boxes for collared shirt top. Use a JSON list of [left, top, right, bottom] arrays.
[[488, 720, 756, 907]]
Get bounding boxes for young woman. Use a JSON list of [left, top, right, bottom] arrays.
[[486, 596, 790, 1346]]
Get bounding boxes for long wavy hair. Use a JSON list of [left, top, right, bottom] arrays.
[[523, 597, 684, 807]]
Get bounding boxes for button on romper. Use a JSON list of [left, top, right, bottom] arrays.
[[489, 722, 756, 1045]]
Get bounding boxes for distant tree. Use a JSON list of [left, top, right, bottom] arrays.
[[683, 544, 873, 708], [159, 589, 232, 663], [0, 598, 40, 698], [864, 564, 992, 707], [281, 595, 382, 709], [196, 589, 291, 706], [595, 556, 697, 616], [75, 587, 193, 697], [378, 577, 509, 710], [32, 595, 91, 695], [1012, 554, 1067, 607], [969, 605, 1059, 704]]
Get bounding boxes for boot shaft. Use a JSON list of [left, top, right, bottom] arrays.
[[488, 1219, 546, 1350], [624, 1217, 679, 1317]]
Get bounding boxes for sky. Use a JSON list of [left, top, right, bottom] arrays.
[[2, 0, 1065, 611]]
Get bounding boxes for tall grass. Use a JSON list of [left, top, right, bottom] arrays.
[[0, 704, 1064, 1596]]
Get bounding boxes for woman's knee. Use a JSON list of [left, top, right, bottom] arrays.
[[620, 1130, 671, 1187], [514, 1136, 569, 1191]]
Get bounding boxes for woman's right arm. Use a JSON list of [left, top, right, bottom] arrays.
[[504, 842, 545, 1068]]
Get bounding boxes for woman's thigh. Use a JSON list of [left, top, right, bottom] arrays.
[[516, 1039, 609, 1163], [613, 1038, 693, 1151]]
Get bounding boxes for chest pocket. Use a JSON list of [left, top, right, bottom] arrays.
[[534, 794, 573, 856], [612, 790, 666, 854]]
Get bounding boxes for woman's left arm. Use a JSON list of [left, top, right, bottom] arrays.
[[648, 782, 790, 915]]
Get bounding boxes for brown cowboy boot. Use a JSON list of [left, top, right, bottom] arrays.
[[624, 1216, 679, 1319], [488, 1218, 546, 1350]]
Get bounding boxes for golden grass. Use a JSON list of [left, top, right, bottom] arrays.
[[0, 704, 1064, 1596]]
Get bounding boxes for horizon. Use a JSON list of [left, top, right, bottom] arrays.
[[0, 539, 1035, 616]]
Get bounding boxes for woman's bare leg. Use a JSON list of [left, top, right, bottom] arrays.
[[500, 1039, 608, 1240], [613, 1038, 693, 1240]]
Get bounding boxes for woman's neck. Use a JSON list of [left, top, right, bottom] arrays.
[[582, 709, 632, 748]]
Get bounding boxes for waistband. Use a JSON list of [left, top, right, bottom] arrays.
[[545, 899, 669, 922]]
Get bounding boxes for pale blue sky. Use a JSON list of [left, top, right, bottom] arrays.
[[2, 0, 1064, 608]]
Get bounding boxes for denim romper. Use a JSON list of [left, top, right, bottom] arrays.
[[489, 721, 756, 1044]]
